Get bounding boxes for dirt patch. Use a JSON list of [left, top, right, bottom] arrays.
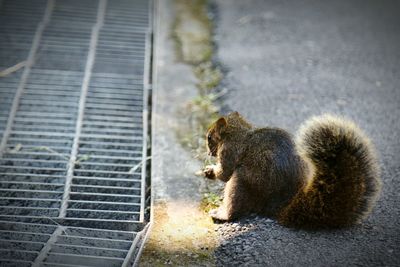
[[140, 201, 217, 266]]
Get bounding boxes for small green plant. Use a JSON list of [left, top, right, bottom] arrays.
[[8, 144, 92, 166], [200, 192, 222, 213], [129, 156, 152, 174], [194, 62, 222, 94], [75, 154, 92, 166], [176, 95, 219, 162]]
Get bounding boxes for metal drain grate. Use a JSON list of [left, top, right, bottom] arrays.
[[0, 221, 144, 267], [0, 0, 152, 266]]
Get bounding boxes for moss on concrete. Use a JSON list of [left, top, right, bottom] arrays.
[[173, 0, 213, 64], [194, 62, 222, 94], [173, 0, 223, 165], [172, 0, 224, 215]]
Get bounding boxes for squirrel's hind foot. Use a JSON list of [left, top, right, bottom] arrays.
[[209, 207, 229, 221]]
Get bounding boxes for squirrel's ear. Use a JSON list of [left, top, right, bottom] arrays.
[[229, 111, 241, 118], [231, 111, 240, 117], [216, 117, 227, 134]]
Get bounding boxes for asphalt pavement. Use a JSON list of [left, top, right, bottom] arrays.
[[212, 0, 400, 266]]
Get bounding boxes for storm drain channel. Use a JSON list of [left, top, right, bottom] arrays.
[[0, 0, 152, 266]]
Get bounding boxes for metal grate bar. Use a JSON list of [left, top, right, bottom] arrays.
[[59, 0, 107, 219], [122, 232, 142, 267], [32, 226, 65, 267]]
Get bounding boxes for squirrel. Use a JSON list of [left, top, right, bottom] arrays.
[[202, 111, 381, 229]]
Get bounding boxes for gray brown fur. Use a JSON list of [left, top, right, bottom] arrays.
[[203, 112, 381, 229]]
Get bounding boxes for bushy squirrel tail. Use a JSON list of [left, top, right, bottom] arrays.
[[278, 114, 381, 228]]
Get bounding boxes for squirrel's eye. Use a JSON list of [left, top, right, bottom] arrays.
[[207, 134, 212, 141]]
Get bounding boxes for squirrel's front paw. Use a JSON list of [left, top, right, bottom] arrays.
[[204, 165, 216, 179]]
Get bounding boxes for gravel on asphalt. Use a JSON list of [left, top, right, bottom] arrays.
[[212, 0, 400, 266]]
